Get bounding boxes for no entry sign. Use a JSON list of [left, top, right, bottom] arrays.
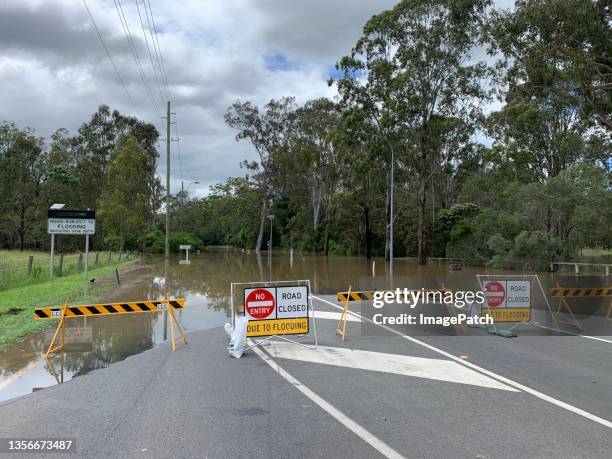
[[245, 288, 275, 319], [483, 281, 506, 308], [482, 280, 531, 322], [243, 285, 309, 337]]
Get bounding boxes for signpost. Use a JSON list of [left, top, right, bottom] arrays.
[[230, 280, 317, 351], [47, 207, 96, 279], [179, 245, 191, 265]]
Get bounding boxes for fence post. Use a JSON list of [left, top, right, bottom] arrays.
[[28, 256, 33, 274], [95, 252, 99, 265], [58, 254, 64, 276], [119, 251, 122, 261], [108, 251, 112, 262], [78, 253, 83, 271]]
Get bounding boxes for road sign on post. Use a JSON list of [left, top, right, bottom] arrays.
[[47, 209, 96, 235], [179, 245, 191, 265], [47, 209, 95, 280]]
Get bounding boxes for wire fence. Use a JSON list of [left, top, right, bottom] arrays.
[[0, 251, 137, 291]]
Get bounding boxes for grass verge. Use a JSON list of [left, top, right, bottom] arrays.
[[0, 260, 134, 350]]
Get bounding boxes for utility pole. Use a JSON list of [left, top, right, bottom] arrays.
[[165, 100, 171, 263]]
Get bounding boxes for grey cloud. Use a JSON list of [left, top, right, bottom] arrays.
[[0, 0, 514, 196], [0, 2, 136, 67]]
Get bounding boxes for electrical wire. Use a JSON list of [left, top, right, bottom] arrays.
[[82, 0, 137, 111], [114, 0, 161, 118]]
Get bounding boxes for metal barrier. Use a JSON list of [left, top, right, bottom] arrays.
[[35, 295, 187, 356]]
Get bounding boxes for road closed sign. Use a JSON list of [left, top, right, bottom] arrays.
[[243, 285, 309, 337], [482, 280, 531, 322]]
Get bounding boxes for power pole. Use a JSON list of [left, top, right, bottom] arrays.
[[165, 100, 171, 263]]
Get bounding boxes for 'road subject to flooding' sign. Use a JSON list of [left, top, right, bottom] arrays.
[[243, 286, 309, 337]]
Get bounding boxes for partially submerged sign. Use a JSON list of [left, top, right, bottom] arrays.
[[482, 280, 531, 322], [244, 285, 309, 337], [47, 209, 96, 235]]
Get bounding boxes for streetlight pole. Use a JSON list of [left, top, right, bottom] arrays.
[[268, 214, 274, 280], [353, 131, 395, 286]]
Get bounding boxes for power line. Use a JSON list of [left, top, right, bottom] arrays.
[[146, 0, 173, 106], [145, 0, 182, 182], [114, 0, 161, 118], [135, 0, 166, 109], [142, 0, 169, 104], [81, 0, 137, 110]]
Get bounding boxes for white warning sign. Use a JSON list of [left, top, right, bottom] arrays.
[[243, 285, 309, 337]]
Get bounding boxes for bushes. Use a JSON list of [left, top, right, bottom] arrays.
[[144, 230, 203, 253]]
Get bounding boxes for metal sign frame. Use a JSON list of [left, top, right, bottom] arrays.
[[475, 274, 559, 334], [230, 279, 318, 351]]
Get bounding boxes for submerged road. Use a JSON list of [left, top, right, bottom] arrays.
[[0, 295, 610, 458]]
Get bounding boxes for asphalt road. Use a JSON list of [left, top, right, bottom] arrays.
[[0, 295, 610, 458]]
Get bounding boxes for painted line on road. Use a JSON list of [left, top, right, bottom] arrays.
[[250, 342, 405, 459], [531, 324, 612, 344], [312, 295, 612, 430], [310, 310, 361, 322], [262, 341, 516, 391]]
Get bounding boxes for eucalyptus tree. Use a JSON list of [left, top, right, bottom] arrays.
[[333, 0, 491, 264], [490, 0, 612, 131], [0, 123, 47, 250], [225, 97, 297, 253], [291, 98, 344, 255]]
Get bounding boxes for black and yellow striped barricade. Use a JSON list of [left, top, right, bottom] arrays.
[[35, 297, 187, 357], [335, 286, 352, 341], [337, 290, 375, 302], [336, 288, 452, 303], [335, 287, 457, 339], [550, 284, 612, 331]]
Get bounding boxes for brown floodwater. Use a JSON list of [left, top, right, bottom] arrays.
[[0, 250, 608, 402]]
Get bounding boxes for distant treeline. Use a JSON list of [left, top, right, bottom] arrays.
[[0, 105, 162, 254], [1, 0, 610, 270]]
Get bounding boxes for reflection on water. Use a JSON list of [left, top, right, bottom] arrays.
[[0, 251, 609, 402]]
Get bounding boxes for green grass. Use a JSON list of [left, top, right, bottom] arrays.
[[0, 250, 132, 290], [0, 260, 134, 350], [580, 248, 612, 257]]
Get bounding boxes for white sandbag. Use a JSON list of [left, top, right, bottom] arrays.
[[228, 316, 248, 358]]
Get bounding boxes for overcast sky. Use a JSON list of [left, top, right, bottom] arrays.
[[0, 0, 514, 197]]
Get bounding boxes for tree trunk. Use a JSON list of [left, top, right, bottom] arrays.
[[323, 221, 330, 256], [255, 198, 267, 253]]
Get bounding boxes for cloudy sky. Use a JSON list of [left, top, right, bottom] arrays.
[[0, 0, 513, 197]]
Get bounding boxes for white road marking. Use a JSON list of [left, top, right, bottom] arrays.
[[534, 324, 612, 344], [579, 335, 612, 344], [251, 343, 405, 459], [262, 341, 516, 391], [310, 310, 361, 322], [312, 295, 612, 430]]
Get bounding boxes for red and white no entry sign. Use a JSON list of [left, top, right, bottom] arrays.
[[483, 281, 505, 308], [245, 288, 275, 319]]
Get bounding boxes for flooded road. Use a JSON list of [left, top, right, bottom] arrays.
[[0, 250, 608, 402]]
